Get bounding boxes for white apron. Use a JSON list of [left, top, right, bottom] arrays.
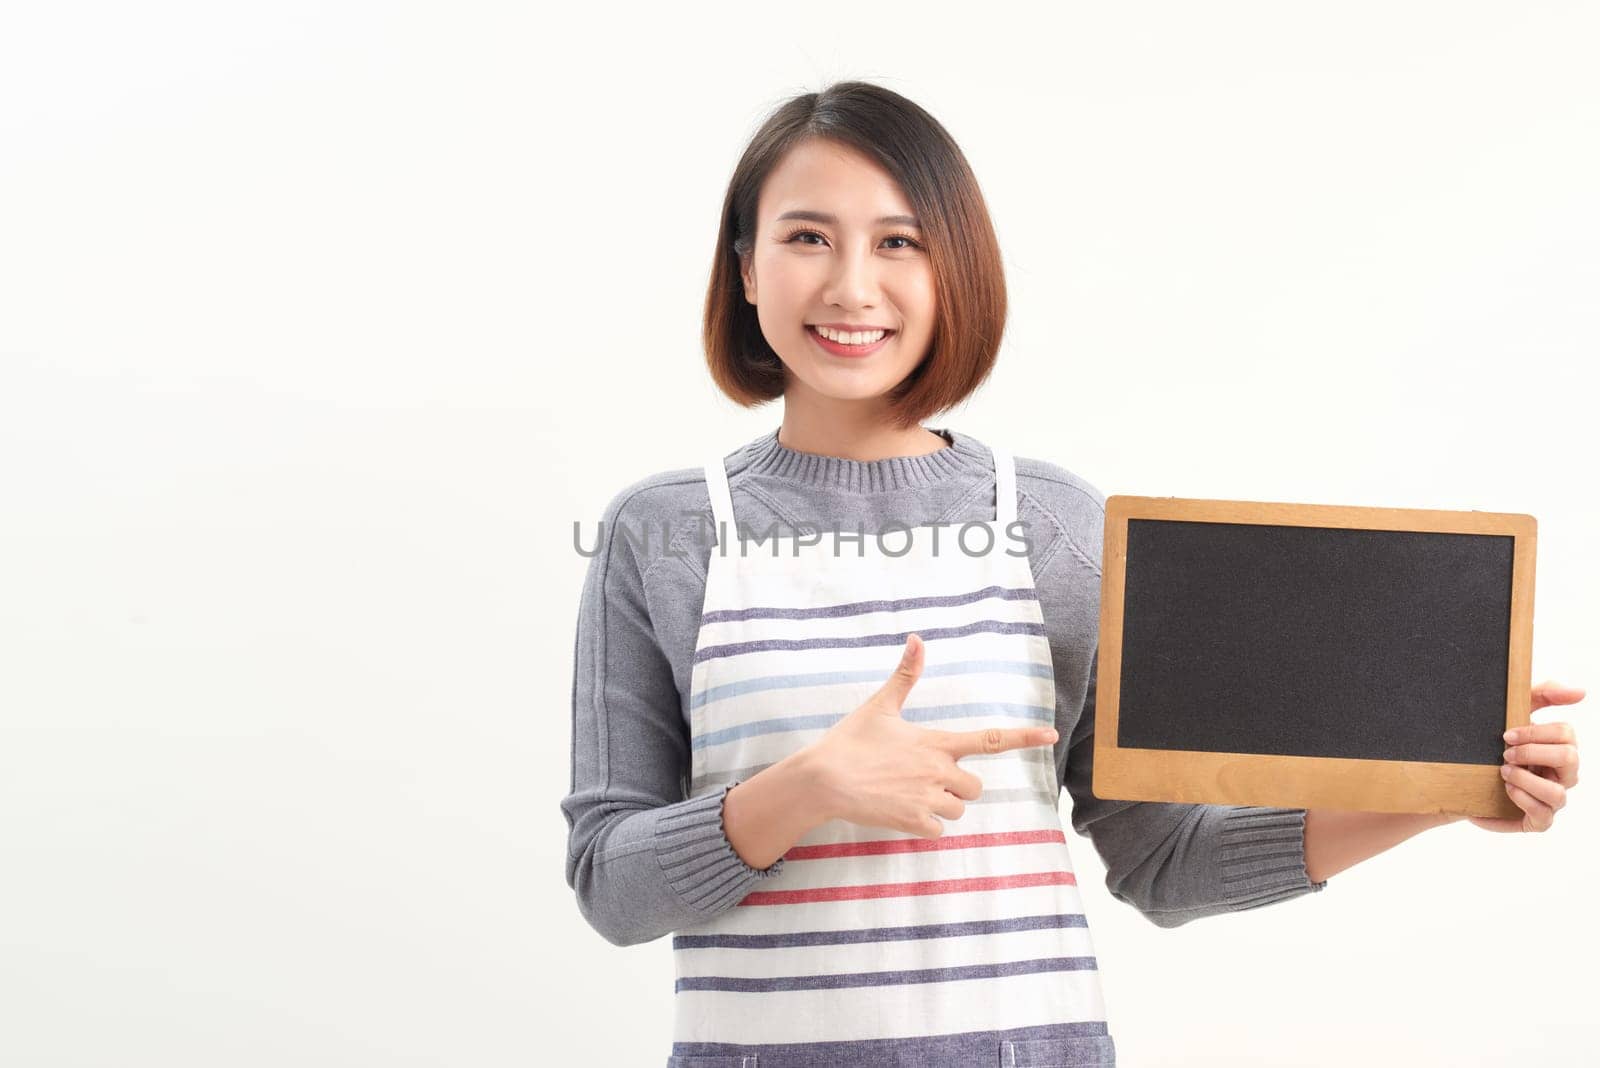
[[665, 445, 1116, 1068]]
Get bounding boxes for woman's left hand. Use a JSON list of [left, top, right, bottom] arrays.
[[1468, 681, 1586, 833]]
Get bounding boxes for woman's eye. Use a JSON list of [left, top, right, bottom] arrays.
[[782, 229, 921, 251]]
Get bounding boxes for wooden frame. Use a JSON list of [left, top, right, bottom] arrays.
[[1093, 496, 1537, 820]]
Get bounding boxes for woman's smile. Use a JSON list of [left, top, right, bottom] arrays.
[[805, 322, 897, 358]]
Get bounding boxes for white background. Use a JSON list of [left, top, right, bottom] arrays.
[[2, 2, 1595, 1065]]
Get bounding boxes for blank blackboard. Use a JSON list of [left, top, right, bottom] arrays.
[[1093, 497, 1536, 819]]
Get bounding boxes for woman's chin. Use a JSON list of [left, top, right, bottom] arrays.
[[798, 372, 900, 402]]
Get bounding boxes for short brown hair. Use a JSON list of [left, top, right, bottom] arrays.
[[703, 81, 1008, 430]]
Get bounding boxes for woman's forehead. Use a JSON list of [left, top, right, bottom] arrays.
[[759, 139, 915, 221]]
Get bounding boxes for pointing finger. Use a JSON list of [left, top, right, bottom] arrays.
[[937, 723, 1059, 759]]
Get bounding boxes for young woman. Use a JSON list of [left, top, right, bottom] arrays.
[[562, 80, 1584, 1068]]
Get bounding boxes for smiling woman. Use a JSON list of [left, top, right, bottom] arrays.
[[563, 80, 1329, 1068], [702, 86, 1008, 439]]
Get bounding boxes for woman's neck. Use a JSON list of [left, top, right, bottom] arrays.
[[777, 405, 950, 463]]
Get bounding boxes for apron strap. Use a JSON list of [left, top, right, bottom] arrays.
[[991, 445, 1017, 527], [703, 454, 737, 546]]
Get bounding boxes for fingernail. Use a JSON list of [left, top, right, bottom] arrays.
[[1504, 729, 1518, 742], [1501, 764, 1513, 778], [1503, 748, 1516, 762], [1045, 729, 1059, 742]]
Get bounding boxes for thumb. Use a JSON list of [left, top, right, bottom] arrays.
[[872, 633, 925, 714], [1531, 680, 1586, 712]]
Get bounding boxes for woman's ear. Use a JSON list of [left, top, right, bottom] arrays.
[[740, 255, 757, 304]]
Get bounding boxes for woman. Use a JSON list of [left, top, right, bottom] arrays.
[[561, 80, 1583, 1068]]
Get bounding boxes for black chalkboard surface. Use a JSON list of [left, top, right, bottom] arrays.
[[1093, 497, 1536, 819]]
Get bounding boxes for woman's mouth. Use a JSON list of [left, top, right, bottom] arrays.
[[806, 324, 895, 358]]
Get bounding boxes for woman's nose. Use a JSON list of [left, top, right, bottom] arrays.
[[823, 245, 882, 306]]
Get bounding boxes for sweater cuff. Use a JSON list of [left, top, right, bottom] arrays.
[[655, 780, 787, 915], [1216, 806, 1328, 910]]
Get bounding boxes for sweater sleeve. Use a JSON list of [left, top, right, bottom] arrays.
[[1060, 647, 1329, 928], [561, 483, 786, 947]]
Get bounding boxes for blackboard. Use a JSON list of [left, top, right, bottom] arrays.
[[1092, 496, 1536, 819]]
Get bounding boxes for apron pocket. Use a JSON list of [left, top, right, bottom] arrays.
[[999, 1034, 1117, 1066], [665, 1055, 759, 1067]]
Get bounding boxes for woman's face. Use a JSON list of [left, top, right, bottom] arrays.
[[740, 138, 937, 407]]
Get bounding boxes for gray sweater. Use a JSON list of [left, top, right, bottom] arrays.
[[562, 426, 1327, 947]]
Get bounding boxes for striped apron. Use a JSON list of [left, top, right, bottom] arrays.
[[667, 445, 1116, 1068]]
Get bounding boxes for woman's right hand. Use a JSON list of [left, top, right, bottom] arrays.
[[802, 632, 1059, 839]]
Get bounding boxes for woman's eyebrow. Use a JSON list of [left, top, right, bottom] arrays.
[[775, 209, 922, 228]]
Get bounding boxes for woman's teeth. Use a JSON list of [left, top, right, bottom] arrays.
[[812, 325, 888, 345]]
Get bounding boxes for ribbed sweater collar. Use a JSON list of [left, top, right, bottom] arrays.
[[735, 424, 990, 492]]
